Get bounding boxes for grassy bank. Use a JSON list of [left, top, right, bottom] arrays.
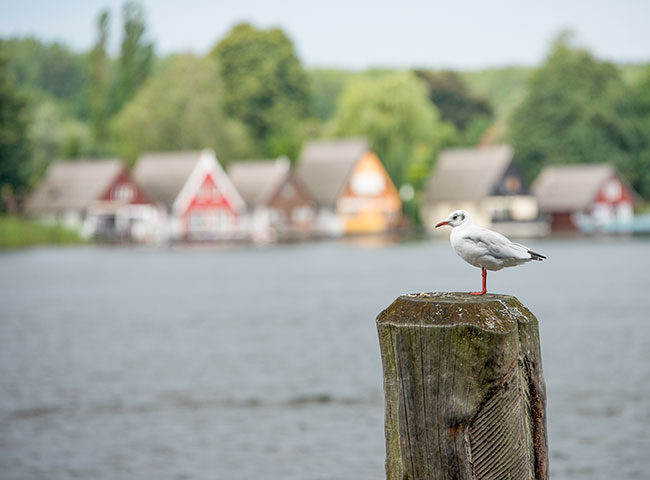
[[0, 216, 84, 248]]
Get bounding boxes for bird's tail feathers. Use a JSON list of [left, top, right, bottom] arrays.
[[528, 250, 546, 261]]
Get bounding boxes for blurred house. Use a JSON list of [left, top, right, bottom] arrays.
[[227, 157, 317, 242], [296, 138, 402, 236], [532, 164, 638, 233], [421, 145, 545, 236], [24, 158, 159, 241], [132, 149, 245, 241]]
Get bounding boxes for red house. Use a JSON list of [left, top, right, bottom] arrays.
[[25, 158, 159, 241], [133, 149, 245, 240], [532, 164, 638, 232]]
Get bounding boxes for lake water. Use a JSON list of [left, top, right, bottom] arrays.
[[1, 238, 649, 480]]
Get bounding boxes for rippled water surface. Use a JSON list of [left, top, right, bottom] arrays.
[[1, 239, 649, 479]]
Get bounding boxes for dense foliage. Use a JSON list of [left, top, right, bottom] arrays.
[[0, 55, 32, 212], [414, 69, 493, 132], [211, 23, 313, 160], [332, 72, 452, 190], [1, 37, 88, 113], [112, 55, 251, 165], [111, 1, 153, 115]]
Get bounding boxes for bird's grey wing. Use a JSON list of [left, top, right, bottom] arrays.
[[462, 228, 530, 260], [512, 242, 546, 260]]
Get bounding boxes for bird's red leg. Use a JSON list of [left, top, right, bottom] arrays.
[[470, 268, 487, 295]]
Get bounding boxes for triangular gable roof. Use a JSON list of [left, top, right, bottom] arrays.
[[173, 149, 245, 214], [531, 163, 635, 212], [227, 158, 291, 208], [132, 151, 202, 208], [132, 149, 244, 213], [25, 158, 125, 213], [426, 145, 514, 202], [425, 145, 515, 202], [296, 138, 370, 207]]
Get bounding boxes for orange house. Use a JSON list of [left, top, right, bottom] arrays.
[[297, 138, 402, 235]]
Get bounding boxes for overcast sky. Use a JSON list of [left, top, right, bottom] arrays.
[[1, 0, 649, 69]]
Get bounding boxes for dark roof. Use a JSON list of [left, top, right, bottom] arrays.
[[132, 151, 202, 208], [25, 159, 124, 213], [531, 164, 631, 211], [227, 158, 291, 207], [296, 138, 369, 207], [425, 145, 514, 202]]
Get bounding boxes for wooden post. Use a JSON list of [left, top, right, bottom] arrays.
[[376, 292, 548, 480]]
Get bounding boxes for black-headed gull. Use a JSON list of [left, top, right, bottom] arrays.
[[435, 209, 546, 295]]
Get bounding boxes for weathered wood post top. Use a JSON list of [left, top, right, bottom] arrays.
[[376, 292, 548, 480]]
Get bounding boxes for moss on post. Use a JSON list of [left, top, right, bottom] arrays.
[[376, 292, 548, 480]]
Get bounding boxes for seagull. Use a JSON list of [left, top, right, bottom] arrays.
[[435, 210, 546, 295]]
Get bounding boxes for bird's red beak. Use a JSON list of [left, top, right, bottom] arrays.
[[435, 220, 449, 228]]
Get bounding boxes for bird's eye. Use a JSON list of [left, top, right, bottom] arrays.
[[452, 215, 458, 220]]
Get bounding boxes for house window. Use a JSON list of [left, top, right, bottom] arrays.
[[269, 209, 286, 224], [603, 179, 621, 201], [504, 176, 521, 194], [350, 172, 385, 196], [189, 210, 232, 231], [189, 211, 203, 230], [212, 211, 232, 229], [281, 183, 296, 199], [113, 183, 134, 202], [491, 208, 511, 222], [198, 182, 221, 202], [292, 207, 313, 223]]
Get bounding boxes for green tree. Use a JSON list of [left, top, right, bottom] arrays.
[[608, 66, 650, 198], [112, 55, 252, 165], [509, 33, 627, 184], [0, 37, 88, 113], [87, 9, 111, 148], [414, 69, 493, 133], [0, 55, 32, 212], [332, 72, 453, 190], [211, 23, 312, 159], [111, 1, 153, 114], [28, 99, 91, 178], [461, 66, 532, 123], [308, 68, 356, 122]]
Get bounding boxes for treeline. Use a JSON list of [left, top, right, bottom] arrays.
[[1, 3, 650, 216]]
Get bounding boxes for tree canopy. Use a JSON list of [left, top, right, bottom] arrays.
[[414, 69, 493, 131], [87, 9, 111, 147], [0, 55, 32, 211], [509, 33, 650, 198], [211, 23, 313, 159], [112, 55, 251, 165], [0, 37, 87, 110], [332, 72, 453, 190], [111, 1, 153, 115]]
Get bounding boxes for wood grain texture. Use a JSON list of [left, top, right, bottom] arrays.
[[376, 292, 548, 480]]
